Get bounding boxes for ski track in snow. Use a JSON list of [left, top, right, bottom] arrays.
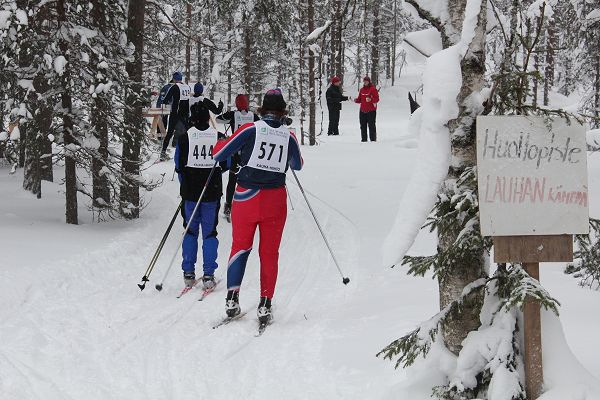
[[1, 75, 600, 399]]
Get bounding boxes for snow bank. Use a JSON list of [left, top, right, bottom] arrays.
[[403, 28, 442, 58], [54, 55, 67, 76], [0, 10, 11, 29], [527, 0, 555, 19], [382, 0, 484, 267], [381, 45, 459, 266], [539, 310, 600, 400], [157, 4, 174, 25], [15, 9, 27, 25], [587, 129, 600, 148], [406, 0, 449, 23], [306, 20, 332, 43], [586, 9, 600, 21]]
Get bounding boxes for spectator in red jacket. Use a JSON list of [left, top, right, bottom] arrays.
[[354, 76, 379, 142]]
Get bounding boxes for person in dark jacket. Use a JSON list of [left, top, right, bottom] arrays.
[[354, 76, 379, 142], [189, 82, 224, 116], [326, 76, 349, 136], [216, 94, 260, 221], [161, 72, 191, 160], [174, 101, 229, 289], [156, 79, 174, 141]]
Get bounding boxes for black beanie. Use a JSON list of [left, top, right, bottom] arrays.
[[261, 89, 286, 112]]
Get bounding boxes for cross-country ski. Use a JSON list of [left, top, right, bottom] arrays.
[[212, 311, 249, 330]]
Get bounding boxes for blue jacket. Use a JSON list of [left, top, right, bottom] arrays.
[[156, 83, 173, 107]]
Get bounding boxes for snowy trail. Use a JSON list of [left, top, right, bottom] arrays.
[[0, 83, 416, 399], [2, 82, 600, 399]]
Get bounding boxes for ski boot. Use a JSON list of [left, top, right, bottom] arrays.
[[183, 271, 196, 288], [202, 275, 216, 290], [225, 290, 240, 318], [160, 151, 170, 161], [223, 203, 232, 223], [257, 297, 272, 324]]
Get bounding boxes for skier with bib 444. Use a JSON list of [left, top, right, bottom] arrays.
[[175, 101, 229, 293], [213, 89, 303, 327]]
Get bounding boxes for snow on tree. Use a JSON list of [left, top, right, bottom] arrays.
[[379, 0, 600, 398]]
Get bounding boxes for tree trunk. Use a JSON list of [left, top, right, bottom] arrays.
[[332, 0, 343, 79], [391, 0, 397, 86], [120, 0, 146, 219], [227, 16, 232, 107], [243, 22, 252, 97], [370, 0, 380, 86], [57, 0, 78, 225], [543, 19, 555, 106], [197, 12, 202, 82], [185, 3, 191, 81], [90, 0, 110, 208], [595, 55, 600, 128], [439, 0, 488, 355], [307, 0, 316, 146], [207, 12, 215, 98], [298, 17, 306, 146], [35, 89, 54, 183], [22, 1, 51, 198], [533, 17, 540, 108]]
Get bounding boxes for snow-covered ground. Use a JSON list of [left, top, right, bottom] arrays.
[[1, 72, 599, 399]]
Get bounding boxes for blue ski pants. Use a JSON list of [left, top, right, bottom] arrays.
[[182, 200, 220, 276]]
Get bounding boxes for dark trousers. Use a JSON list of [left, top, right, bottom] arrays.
[[359, 111, 377, 142], [161, 116, 186, 152], [327, 108, 340, 135], [225, 157, 239, 206], [225, 170, 237, 206]]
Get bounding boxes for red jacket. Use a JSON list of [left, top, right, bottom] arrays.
[[354, 84, 379, 113]]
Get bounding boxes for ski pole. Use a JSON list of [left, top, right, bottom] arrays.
[[138, 200, 182, 290], [291, 170, 350, 285], [155, 163, 219, 291], [285, 185, 295, 211]]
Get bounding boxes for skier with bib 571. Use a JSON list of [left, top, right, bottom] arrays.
[[213, 88, 303, 326], [175, 101, 229, 291]]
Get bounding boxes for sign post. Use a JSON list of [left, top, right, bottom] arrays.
[[476, 116, 589, 399]]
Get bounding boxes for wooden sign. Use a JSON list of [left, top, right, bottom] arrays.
[[477, 116, 589, 236], [476, 116, 589, 399], [142, 107, 171, 116], [493, 235, 572, 263]]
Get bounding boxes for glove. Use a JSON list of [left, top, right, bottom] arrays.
[[218, 100, 223, 109]]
